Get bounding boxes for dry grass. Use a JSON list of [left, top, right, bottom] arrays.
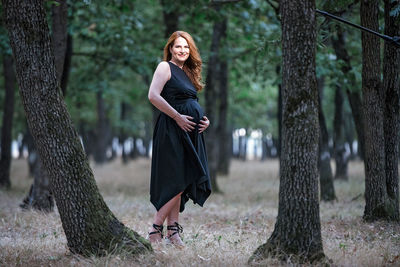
[[1, 158, 400, 266]]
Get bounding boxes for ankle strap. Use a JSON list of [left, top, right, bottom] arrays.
[[167, 222, 183, 233], [149, 223, 164, 237]]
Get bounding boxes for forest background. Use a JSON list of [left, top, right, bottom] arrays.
[[1, 0, 400, 266]]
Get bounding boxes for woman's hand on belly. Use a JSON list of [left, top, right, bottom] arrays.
[[198, 116, 210, 133], [174, 113, 197, 132]]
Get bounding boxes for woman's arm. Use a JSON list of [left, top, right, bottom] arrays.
[[148, 62, 196, 132]]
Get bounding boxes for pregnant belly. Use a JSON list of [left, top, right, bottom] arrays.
[[176, 100, 204, 124]]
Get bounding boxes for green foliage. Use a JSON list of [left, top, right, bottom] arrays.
[[0, 0, 368, 146]]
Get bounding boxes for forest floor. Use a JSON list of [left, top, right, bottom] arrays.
[[1, 158, 400, 266]]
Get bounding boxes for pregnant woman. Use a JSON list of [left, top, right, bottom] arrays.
[[147, 31, 211, 247]]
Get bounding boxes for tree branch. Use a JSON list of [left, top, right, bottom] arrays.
[[266, 0, 280, 20]]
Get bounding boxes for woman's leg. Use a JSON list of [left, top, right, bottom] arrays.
[[166, 195, 180, 230], [149, 192, 182, 242], [166, 194, 184, 246]]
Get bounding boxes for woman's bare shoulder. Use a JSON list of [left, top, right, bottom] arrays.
[[157, 61, 170, 70], [154, 61, 171, 79]]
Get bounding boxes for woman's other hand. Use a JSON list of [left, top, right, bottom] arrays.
[[175, 114, 196, 132], [198, 116, 210, 133]]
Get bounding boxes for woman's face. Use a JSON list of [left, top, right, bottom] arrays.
[[170, 37, 190, 64]]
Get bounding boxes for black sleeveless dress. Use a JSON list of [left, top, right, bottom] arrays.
[[150, 61, 212, 212]]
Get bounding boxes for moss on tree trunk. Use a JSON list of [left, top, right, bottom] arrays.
[[250, 0, 325, 264]]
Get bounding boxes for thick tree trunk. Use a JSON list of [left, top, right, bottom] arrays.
[[205, 16, 227, 193], [0, 54, 15, 188], [382, 0, 400, 220], [3, 0, 150, 255], [361, 0, 393, 221], [317, 77, 336, 201], [21, 0, 69, 209], [216, 44, 230, 175], [250, 0, 325, 263]]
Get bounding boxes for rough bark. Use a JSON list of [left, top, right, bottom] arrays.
[[361, 0, 393, 221], [3, 0, 150, 255], [21, 0, 69, 208], [0, 54, 15, 189], [250, 0, 325, 263], [317, 77, 336, 201], [382, 0, 400, 220], [205, 16, 227, 192]]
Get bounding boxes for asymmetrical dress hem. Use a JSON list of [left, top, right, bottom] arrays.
[[150, 61, 212, 213]]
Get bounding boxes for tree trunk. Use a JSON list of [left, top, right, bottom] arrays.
[[93, 90, 110, 164], [205, 15, 226, 193], [51, 0, 68, 88], [382, 0, 400, 220], [60, 34, 72, 96], [317, 77, 336, 201], [331, 26, 365, 160], [346, 90, 364, 159], [333, 85, 349, 180], [216, 45, 230, 175], [361, 0, 393, 221], [250, 0, 325, 263], [130, 136, 139, 159], [3, 0, 150, 255], [20, 157, 54, 211], [160, 0, 180, 38], [21, 0, 69, 208], [0, 54, 15, 189], [277, 65, 282, 172], [120, 102, 129, 164], [155, 0, 180, 130]]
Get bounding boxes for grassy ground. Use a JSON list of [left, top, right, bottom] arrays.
[[1, 158, 400, 266]]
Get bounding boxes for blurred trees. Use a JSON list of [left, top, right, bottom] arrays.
[[3, 0, 151, 255], [0, 0, 398, 218], [0, 53, 14, 188]]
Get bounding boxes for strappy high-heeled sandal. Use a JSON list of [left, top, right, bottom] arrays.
[[166, 222, 184, 247], [147, 223, 163, 243]]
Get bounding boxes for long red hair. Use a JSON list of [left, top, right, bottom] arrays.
[[163, 31, 204, 91]]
